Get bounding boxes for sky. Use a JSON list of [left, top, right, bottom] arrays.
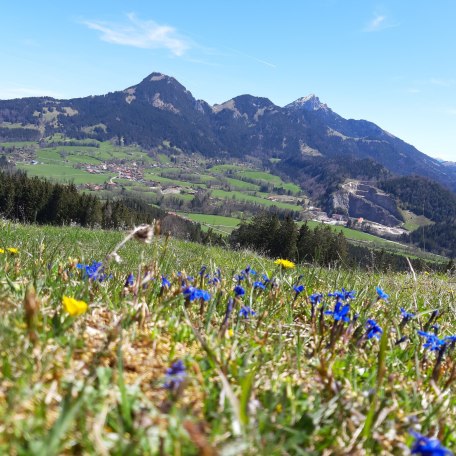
[[1, 0, 455, 161]]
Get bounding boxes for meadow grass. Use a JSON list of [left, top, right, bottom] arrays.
[[16, 163, 115, 185], [237, 170, 301, 194], [0, 141, 38, 148], [211, 189, 303, 212], [222, 177, 260, 191], [178, 213, 241, 234], [401, 210, 434, 232], [0, 222, 455, 454], [209, 164, 247, 173]]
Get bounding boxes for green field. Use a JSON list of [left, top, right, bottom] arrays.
[[237, 170, 301, 193], [0, 222, 455, 454], [209, 164, 247, 173], [178, 212, 241, 234], [0, 141, 38, 148], [211, 189, 303, 211], [17, 163, 114, 184], [223, 177, 260, 191], [304, 221, 393, 244], [401, 209, 434, 232]]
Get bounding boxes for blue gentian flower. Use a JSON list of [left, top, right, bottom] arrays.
[[328, 288, 355, 301], [196, 289, 211, 301], [376, 287, 389, 301], [244, 265, 256, 275], [164, 360, 186, 391], [445, 335, 456, 344], [235, 273, 245, 283], [410, 430, 453, 455], [239, 306, 256, 318], [366, 319, 383, 339], [400, 308, 415, 320], [253, 281, 266, 290], [208, 277, 220, 285], [182, 286, 211, 302], [309, 293, 323, 305], [182, 286, 196, 300], [293, 285, 305, 295], [125, 273, 135, 287], [262, 274, 270, 283], [234, 285, 245, 297], [199, 265, 207, 276], [417, 330, 446, 351], [325, 301, 350, 322], [77, 261, 109, 282], [161, 275, 171, 288]]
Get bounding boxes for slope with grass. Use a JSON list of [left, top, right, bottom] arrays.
[[0, 222, 455, 454]]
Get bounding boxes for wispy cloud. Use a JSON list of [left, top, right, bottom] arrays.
[[363, 13, 399, 32], [0, 86, 62, 100], [82, 13, 190, 56], [225, 47, 277, 69]]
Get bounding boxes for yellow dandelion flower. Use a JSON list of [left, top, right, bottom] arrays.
[[62, 295, 88, 317], [0, 248, 4, 254], [7, 247, 18, 254], [274, 258, 295, 269]]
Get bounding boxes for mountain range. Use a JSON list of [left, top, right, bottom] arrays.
[[1, 71, 455, 193]]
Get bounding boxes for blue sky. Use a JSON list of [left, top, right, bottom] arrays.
[[1, 1, 455, 161]]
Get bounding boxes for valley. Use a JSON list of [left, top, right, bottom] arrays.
[[1, 132, 445, 264]]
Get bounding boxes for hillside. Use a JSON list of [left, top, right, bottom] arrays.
[[1, 222, 456, 454], [1, 72, 456, 191], [1, 72, 456, 258]]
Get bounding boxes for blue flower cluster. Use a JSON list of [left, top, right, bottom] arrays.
[[309, 293, 323, 305], [417, 331, 446, 352], [328, 288, 356, 301], [239, 306, 256, 318], [410, 430, 452, 455], [366, 319, 383, 339], [77, 261, 110, 282], [325, 301, 350, 323], [182, 286, 211, 302]]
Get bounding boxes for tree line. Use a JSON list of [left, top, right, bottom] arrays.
[[379, 176, 456, 257], [230, 212, 447, 272], [230, 213, 347, 266], [0, 167, 222, 244]]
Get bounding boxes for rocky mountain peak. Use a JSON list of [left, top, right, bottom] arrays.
[[286, 94, 330, 112], [212, 94, 277, 120]]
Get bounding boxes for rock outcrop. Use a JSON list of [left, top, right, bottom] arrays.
[[331, 181, 403, 227]]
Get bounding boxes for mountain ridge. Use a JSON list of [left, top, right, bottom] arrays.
[[1, 71, 455, 191]]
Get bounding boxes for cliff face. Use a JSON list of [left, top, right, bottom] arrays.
[[331, 181, 403, 227]]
